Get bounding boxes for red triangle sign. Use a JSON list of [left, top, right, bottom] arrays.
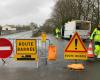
[[64, 32, 87, 52]]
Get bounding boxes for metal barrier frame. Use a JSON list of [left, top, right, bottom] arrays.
[[6, 38, 50, 68]]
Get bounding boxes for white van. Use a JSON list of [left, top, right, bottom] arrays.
[[61, 20, 91, 40]]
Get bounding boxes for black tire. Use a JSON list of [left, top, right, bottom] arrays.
[[70, 35, 72, 39]]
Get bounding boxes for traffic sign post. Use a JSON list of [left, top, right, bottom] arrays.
[[14, 39, 38, 61], [41, 32, 46, 42], [0, 38, 13, 58], [64, 32, 87, 70], [64, 32, 87, 60]]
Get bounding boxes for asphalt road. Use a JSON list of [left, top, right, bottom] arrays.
[[0, 32, 100, 80]]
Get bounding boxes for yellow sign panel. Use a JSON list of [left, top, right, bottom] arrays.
[[64, 52, 87, 60], [41, 32, 46, 42], [14, 39, 38, 61], [64, 32, 87, 60], [14, 54, 38, 61]]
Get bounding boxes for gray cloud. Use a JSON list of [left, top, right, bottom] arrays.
[[0, 0, 55, 25]]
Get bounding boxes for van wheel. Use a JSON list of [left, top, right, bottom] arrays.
[[83, 39, 86, 42], [70, 35, 72, 39]]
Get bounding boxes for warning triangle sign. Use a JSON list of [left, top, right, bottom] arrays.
[[64, 32, 87, 52]]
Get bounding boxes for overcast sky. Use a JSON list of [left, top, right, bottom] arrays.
[[0, 0, 55, 25]]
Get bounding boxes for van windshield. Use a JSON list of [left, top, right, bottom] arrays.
[[76, 22, 90, 30]]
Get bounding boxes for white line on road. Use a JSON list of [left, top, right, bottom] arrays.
[[0, 46, 11, 50]]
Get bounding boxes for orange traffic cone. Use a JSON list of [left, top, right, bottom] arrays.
[[87, 41, 94, 58]]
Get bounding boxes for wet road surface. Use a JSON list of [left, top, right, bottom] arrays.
[[0, 32, 100, 80]]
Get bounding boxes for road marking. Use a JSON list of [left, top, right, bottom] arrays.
[[0, 46, 11, 50]]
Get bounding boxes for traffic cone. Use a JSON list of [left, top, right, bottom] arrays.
[[87, 41, 94, 58]]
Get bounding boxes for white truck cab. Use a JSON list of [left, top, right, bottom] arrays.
[[61, 20, 91, 40]]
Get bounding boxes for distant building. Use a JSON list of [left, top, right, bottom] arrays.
[[1, 25, 16, 35], [2, 25, 16, 30]]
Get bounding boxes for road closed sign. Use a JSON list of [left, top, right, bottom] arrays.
[[14, 39, 38, 61], [0, 38, 13, 58], [64, 32, 87, 60]]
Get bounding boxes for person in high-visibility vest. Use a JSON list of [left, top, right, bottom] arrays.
[[55, 27, 60, 38], [90, 23, 100, 58]]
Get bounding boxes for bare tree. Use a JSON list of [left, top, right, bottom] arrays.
[[42, 0, 100, 34], [97, 0, 100, 24]]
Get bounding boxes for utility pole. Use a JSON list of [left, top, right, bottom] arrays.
[[97, 0, 100, 24], [0, 26, 2, 35]]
